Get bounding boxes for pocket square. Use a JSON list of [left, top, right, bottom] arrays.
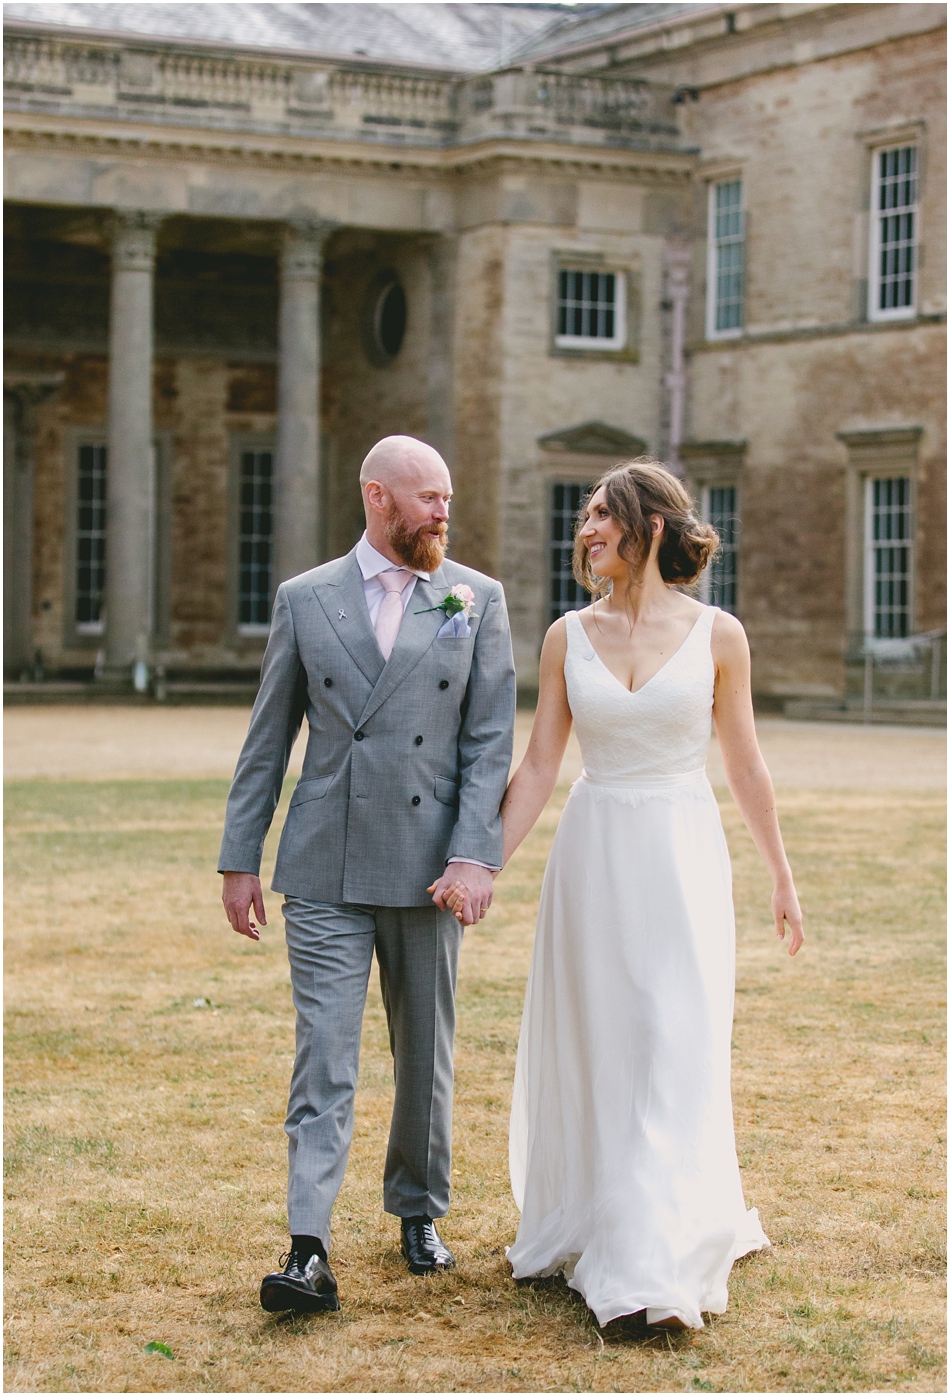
[[436, 613, 472, 639]]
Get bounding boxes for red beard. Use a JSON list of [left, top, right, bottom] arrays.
[[384, 509, 448, 572]]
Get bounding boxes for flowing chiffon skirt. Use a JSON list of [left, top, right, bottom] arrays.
[[508, 771, 769, 1329]]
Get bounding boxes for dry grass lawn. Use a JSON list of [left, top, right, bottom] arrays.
[[4, 711, 946, 1393]]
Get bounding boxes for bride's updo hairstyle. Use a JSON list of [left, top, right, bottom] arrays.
[[572, 458, 718, 597]]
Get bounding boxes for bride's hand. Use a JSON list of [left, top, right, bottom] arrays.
[[444, 880, 467, 924], [772, 881, 804, 956]]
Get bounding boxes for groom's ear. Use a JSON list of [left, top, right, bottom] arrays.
[[364, 480, 389, 516]]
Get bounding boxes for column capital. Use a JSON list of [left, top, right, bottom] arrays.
[[111, 209, 162, 272], [3, 373, 64, 431], [281, 219, 337, 281]]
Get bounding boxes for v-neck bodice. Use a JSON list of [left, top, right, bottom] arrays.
[[564, 605, 717, 784]]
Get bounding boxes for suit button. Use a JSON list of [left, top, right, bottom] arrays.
[[354, 730, 364, 741], [324, 677, 332, 687], [411, 795, 421, 806], [439, 680, 449, 690], [414, 735, 423, 746]]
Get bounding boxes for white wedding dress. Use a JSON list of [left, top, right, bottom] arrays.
[[508, 605, 768, 1329]]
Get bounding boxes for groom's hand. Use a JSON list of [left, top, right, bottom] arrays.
[[221, 871, 267, 941], [428, 863, 494, 925]]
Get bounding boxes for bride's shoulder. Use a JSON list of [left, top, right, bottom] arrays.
[[709, 607, 749, 657], [544, 603, 593, 643], [543, 613, 570, 646], [540, 612, 575, 661]]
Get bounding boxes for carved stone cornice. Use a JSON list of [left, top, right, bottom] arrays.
[[445, 148, 694, 183], [3, 118, 697, 184], [539, 420, 648, 456], [836, 426, 924, 449]]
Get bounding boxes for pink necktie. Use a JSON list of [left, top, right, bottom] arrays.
[[374, 569, 413, 660]]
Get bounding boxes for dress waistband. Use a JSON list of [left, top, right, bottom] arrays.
[[579, 767, 707, 790]]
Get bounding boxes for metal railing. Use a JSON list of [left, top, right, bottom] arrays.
[[844, 630, 947, 721]]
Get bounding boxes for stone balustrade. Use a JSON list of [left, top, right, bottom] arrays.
[[457, 68, 679, 147], [4, 28, 682, 151]]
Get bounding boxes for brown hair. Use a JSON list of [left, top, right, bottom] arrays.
[[572, 458, 718, 598]]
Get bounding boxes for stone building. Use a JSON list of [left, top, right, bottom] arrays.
[[3, 2, 945, 712]]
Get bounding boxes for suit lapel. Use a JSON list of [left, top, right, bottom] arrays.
[[357, 569, 448, 727], [312, 552, 385, 687]]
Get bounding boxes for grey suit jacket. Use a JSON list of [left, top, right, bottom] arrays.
[[218, 548, 516, 906]]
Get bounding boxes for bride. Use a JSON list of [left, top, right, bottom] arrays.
[[448, 459, 803, 1331]]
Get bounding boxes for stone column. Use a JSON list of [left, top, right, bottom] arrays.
[[274, 220, 334, 588], [3, 375, 63, 676], [101, 210, 161, 686]]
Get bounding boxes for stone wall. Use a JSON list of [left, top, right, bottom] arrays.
[[322, 230, 433, 563], [674, 21, 947, 697], [495, 219, 666, 676], [450, 224, 505, 578]]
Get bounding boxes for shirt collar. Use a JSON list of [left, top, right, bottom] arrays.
[[356, 532, 430, 583]]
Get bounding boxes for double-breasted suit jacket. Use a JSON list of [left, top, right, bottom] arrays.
[[218, 548, 517, 904]]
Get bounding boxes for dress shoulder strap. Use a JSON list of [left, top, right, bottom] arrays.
[[564, 607, 593, 658], [696, 603, 720, 650], [691, 605, 719, 658], [563, 609, 597, 674]]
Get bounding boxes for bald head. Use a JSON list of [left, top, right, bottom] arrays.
[[360, 435, 453, 571], [359, 435, 449, 491]]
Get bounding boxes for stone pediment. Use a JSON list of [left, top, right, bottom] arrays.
[[538, 421, 647, 457]]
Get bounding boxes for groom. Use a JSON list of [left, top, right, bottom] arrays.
[[219, 435, 515, 1314]]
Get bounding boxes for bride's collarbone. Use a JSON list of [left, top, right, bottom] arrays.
[[578, 606, 702, 695]]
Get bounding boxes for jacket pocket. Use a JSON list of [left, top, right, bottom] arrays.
[[434, 775, 460, 808], [289, 774, 335, 807]]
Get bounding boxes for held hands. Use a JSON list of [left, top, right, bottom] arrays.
[[441, 880, 469, 925], [428, 862, 495, 927], [772, 879, 804, 956], [222, 871, 267, 941]]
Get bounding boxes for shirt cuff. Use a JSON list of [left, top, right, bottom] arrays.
[[446, 856, 502, 872]]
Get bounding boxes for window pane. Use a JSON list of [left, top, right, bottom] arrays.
[[550, 482, 592, 624], [711, 180, 744, 334], [238, 450, 274, 626], [874, 146, 917, 315], [868, 476, 912, 637], [76, 444, 107, 628], [556, 269, 621, 343]]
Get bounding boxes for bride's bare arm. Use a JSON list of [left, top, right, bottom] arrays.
[[500, 618, 573, 865], [711, 611, 804, 956]]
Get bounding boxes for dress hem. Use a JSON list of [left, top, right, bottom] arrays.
[[508, 1223, 771, 1331]]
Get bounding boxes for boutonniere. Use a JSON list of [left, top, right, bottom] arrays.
[[416, 583, 477, 621]]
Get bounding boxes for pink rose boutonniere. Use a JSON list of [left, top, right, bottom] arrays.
[[416, 583, 477, 636]]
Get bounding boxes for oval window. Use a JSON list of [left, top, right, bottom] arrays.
[[376, 281, 406, 359]]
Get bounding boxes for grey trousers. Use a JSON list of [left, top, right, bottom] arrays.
[[282, 896, 463, 1250]]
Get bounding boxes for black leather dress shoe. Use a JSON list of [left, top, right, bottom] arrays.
[[400, 1215, 456, 1275], [260, 1248, 340, 1313]]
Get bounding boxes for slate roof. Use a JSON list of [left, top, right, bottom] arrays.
[[2, 2, 577, 70], [512, 2, 719, 61]]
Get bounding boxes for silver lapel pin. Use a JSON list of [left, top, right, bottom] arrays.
[[338, 609, 347, 621]]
